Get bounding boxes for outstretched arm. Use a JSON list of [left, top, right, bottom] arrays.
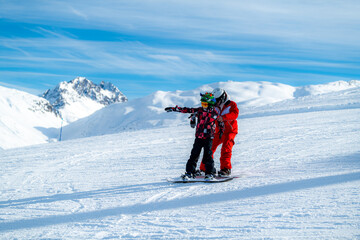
[[164, 106, 180, 112], [164, 106, 199, 113]]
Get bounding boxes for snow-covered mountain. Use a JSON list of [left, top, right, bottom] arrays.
[[0, 77, 127, 150], [42, 77, 127, 122], [61, 80, 360, 140], [294, 80, 360, 97], [0, 86, 62, 150], [59, 81, 295, 140], [1, 80, 359, 149]]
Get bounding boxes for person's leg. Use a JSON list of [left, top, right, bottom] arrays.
[[202, 139, 216, 175], [219, 133, 237, 170], [186, 138, 203, 174], [200, 133, 222, 171]]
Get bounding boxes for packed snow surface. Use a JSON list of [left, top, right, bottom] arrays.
[[0, 83, 359, 239]]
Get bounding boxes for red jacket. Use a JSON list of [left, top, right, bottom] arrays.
[[215, 100, 239, 134]]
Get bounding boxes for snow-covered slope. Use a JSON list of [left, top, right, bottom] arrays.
[[241, 87, 360, 119], [61, 81, 295, 139], [0, 77, 127, 150], [1, 80, 359, 149], [294, 80, 360, 97], [61, 80, 360, 140], [0, 90, 359, 239], [0, 86, 61, 150], [42, 77, 127, 122]]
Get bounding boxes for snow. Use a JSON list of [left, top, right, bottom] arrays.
[[62, 80, 297, 140], [43, 77, 127, 123], [294, 80, 360, 97], [0, 77, 127, 150], [1, 80, 359, 149], [59, 97, 104, 123], [61, 80, 360, 141], [0, 81, 360, 239], [0, 86, 61, 150]]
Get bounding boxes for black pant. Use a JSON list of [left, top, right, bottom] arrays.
[[186, 138, 216, 175]]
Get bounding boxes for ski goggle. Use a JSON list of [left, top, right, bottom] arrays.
[[201, 102, 209, 108]]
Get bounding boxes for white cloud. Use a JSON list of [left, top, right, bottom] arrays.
[[2, 0, 360, 46], [1, 0, 360, 94], [69, 6, 88, 20]]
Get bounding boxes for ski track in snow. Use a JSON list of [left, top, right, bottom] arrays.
[[0, 107, 360, 238]]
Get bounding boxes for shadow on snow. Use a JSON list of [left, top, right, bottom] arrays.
[[0, 182, 168, 208], [1, 171, 360, 232]]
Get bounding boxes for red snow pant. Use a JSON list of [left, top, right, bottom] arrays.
[[200, 132, 237, 171]]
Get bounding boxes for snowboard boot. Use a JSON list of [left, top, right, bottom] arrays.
[[194, 169, 205, 176], [218, 168, 231, 177], [204, 173, 215, 180], [181, 172, 195, 180]]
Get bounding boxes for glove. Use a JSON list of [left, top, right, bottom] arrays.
[[165, 105, 179, 112], [165, 107, 174, 112], [189, 113, 196, 128]]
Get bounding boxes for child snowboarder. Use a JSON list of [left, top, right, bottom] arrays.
[[165, 92, 224, 180]]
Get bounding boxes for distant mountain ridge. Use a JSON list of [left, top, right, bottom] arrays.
[[42, 77, 128, 122], [61, 80, 360, 141], [1, 79, 359, 149], [294, 80, 360, 97], [0, 77, 127, 150]]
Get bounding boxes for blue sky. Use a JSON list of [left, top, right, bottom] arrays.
[[1, 0, 360, 99]]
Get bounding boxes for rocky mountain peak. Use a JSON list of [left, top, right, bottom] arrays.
[[42, 77, 128, 122]]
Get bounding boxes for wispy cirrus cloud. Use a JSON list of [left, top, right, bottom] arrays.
[[0, 0, 360, 98], [2, 0, 360, 45]]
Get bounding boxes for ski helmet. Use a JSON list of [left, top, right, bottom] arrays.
[[212, 88, 227, 105], [200, 92, 216, 107]]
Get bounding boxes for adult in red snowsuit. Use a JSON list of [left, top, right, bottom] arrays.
[[200, 88, 239, 176]]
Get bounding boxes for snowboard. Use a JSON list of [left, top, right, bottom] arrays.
[[167, 175, 234, 183]]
